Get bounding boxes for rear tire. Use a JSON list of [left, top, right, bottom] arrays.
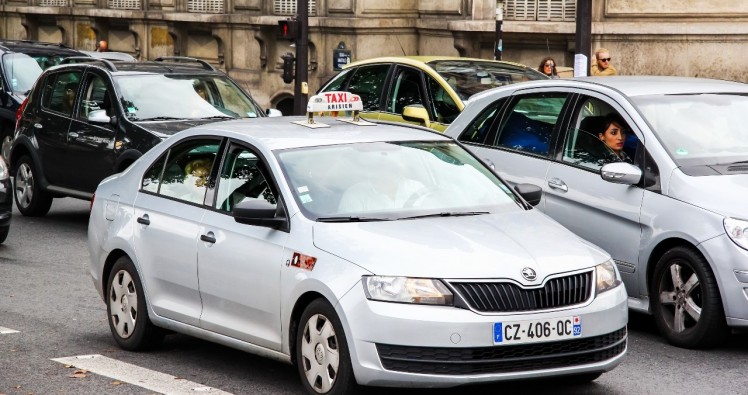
[[106, 256, 164, 350], [651, 246, 728, 348], [0, 226, 9, 244], [13, 155, 52, 217]]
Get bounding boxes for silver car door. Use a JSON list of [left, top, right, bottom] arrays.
[[197, 144, 289, 351], [132, 138, 222, 326], [544, 93, 645, 297], [460, 89, 573, 211]]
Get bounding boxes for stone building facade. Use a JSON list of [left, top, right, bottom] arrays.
[[0, 0, 744, 111]]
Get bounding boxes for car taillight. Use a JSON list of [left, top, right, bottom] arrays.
[[15, 97, 28, 129], [90, 193, 95, 211]]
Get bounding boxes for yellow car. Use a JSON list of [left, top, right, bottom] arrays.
[[318, 56, 548, 132]]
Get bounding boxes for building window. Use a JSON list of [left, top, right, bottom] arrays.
[[108, 0, 141, 9], [39, 0, 68, 6], [504, 0, 576, 22], [188, 0, 225, 13], [273, 0, 317, 16]]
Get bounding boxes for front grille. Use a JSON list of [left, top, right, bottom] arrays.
[[450, 271, 593, 312], [377, 327, 626, 375]]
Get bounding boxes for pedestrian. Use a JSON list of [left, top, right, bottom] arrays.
[[591, 48, 616, 76], [96, 40, 108, 52], [538, 56, 560, 79]]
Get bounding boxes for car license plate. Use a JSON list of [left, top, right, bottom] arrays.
[[493, 316, 581, 345]]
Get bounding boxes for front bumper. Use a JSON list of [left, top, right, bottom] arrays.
[[337, 282, 628, 387], [699, 235, 748, 326]]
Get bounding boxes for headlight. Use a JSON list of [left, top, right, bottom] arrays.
[[724, 217, 748, 251], [0, 157, 8, 180], [595, 260, 621, 294], [362, 276, 453, 305]]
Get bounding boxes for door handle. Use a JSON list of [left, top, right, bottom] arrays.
[[33, 123, 42, 129], [136, 214, 150, 225], [200, 232, 216, 244], [547, 177, 568, 192], [69, 132, 79, 139]]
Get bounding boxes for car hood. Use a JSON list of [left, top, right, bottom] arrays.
[[669, 170, 748, 219], [135, 119, 224, 137], [312, 210, 609, 284]]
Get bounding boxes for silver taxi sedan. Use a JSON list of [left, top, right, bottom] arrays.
[[87, 94, 627, 394]]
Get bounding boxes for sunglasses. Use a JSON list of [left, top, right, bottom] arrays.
[[544, 63, 555, 67], [599, 57, 611, 62]]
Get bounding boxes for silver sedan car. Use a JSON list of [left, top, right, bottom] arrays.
[[446, 76, 748, 349], [87, 104, 627, 393]]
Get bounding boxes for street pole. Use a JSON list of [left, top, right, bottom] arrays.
[[574, 0, 591, 76], [494, 1, 503, 61], [294, 0, 309, 115]]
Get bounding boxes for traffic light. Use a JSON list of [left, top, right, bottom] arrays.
[[278, 19, 299, 41], [281, 52, 295, 84]]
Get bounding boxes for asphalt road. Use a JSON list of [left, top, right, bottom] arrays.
[[1, 198, 747, 395]]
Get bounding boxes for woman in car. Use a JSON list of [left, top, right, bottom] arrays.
[[597, 113, 632, 163]]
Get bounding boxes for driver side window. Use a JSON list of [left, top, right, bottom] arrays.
[[563, 97, 640, 171], [387, 67, 425, 115], [215, 146, 276, 213], [78, 74, 113, 120]]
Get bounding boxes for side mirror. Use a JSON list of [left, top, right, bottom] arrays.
[[88, 109, 113, 125], [233, 199, 289, 232], [402, 104, 430, 128], [266, 108, 283, 117], [600, 162, 642, 185], [513, 183, 542, 207]]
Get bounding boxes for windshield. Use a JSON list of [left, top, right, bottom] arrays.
[[277, 141, 523, 220], [2, 53, 43, 93], [633, 93, 748, 166], [115, 74, 263, 121], [428, 60, 548, 100]]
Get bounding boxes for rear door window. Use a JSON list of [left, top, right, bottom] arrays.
[[344, 64, 390, 111], [141, 139, 222, 205], [41, 70, 82, 116], [490, 93, 569, 156]]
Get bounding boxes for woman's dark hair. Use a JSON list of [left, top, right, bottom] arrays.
[[538, 56, 556, 76]]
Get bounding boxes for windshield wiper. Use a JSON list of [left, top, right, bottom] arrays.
[[316, 216, 392, 223], [199, 115, 234, 120], [136, 116, 184, 121], [397, 211, 489, 220]]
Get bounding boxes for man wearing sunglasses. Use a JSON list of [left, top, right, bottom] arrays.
[[591, 48, 617, 76]]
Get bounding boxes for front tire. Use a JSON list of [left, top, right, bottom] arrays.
[[651, 246, 728, 348], [296, 299, 357, 395], [13, 155, 52, 217], [106, 256, 163, 351]]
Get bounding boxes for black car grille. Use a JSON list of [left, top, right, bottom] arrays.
[[376, 327, 626, 375], [449, 271, 593, 313]]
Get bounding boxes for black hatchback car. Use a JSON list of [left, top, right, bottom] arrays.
[[0, 40, 86, 161], [11, 57, 270, 216]]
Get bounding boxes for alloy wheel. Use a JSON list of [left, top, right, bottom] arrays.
[[658, 262, 702, 333], [14, 162, 34, 209]]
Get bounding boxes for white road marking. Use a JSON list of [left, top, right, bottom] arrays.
[[0, 326, 19, 334], [51, 354, 233, 394]]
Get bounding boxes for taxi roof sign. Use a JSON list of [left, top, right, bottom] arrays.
[[292, 91, 376, 128]]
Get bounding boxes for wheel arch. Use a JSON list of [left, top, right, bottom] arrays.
[[646, 237, 721, 307], [288, 291, 327, 366], [102, 248, 130, 298], [114, 149, 143, 173]]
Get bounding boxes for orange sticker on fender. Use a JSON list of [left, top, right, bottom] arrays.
[[291, 252, 317, 271]]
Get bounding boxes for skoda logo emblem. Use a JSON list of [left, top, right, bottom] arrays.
[[521, 267, 537, 281]]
